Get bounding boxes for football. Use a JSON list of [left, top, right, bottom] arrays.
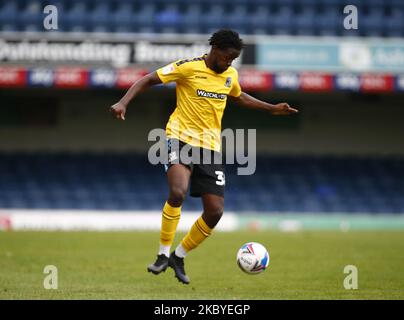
[[236, 242, 270, 274]]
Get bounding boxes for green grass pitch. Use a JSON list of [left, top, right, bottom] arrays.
[[1, 230, 404, 299]]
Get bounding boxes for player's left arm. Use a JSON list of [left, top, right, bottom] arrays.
[[231, 92, 298, 115]]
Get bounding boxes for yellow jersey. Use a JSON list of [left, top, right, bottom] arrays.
[[156, 56, 242, 152]]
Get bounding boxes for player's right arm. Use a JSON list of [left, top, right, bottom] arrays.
[[109, 71, 162, 120]]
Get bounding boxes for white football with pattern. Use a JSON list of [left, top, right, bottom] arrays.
[[236, 242, 270, 275]]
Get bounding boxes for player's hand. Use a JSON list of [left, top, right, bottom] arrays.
[[271, 103, 299, 115], [109, 102, 127, 120]]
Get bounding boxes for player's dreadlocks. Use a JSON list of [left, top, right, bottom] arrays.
[[209, 29, 244, 51]]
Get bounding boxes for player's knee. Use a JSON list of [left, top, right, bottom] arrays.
[[168, 187, 187, 206], [212, 207, 224, 220], [203, 196, 224, 217], [211, 210, 223, 225], [204, 205, 224, 226]]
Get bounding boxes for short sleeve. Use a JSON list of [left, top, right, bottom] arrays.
[[228, 71, 242, 97], [156, 60, 190, 84]]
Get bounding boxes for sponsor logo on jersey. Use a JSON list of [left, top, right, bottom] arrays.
[[196, 89, 226, 99]]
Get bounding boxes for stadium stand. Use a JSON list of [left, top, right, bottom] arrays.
[[0, 153, 403, 213], [0, 0, 403, 36], [1, 1, 403, 217]]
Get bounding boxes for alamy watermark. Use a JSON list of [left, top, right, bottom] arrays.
[[43, 5, 58, 30], [343, 5, 358, 30], [43, 265, 58, 290], [148, 123, 256, 175], [343, 265, 358, 290]]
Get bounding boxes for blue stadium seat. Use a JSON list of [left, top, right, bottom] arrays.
[[296, 0, 320, 11], [89, 2, 112, 32], [18, 0, 43, 32], [385, 10, 404, 37], [294, 8, 316, 35], [63, 2, 88, 32], [364, 0, 386, 11], [134, 4, 157, 33], [390, 0, 404, 8], [201, 4, 226, 34], [272, 7, 294, 35], [0, 2, 19, 31], [112, 3, 135, 33], [273, 0, 299, 12], [249, 5, 272, 35], [155, 4, 182, 33], [181, 4, 203, 34], [223, 5, 249, 34], [361, 9, 385, 37]]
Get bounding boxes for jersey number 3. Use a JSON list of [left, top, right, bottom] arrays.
[[215, 171, 225, 186]]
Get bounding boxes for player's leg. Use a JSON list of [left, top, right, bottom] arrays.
[[169, 157, 225, 284], [147, 164, 191, 275], [161, 164, 191, 254], [169, 193, 223, 284], [177, 193, 223, 255], [201, 193, 224, 228]]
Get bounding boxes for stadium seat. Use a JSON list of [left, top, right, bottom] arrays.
[[0, 2, 19, 31], [296, 0, 320, 12], [272, 7, 294, 35], [134, 4, 157, 33], [248, 5, 272, 35], [315, 10, 341, 36], [201, 5, 226, 34], [364, 0, 387, 12], [89, 2, 112, 33], [181, 4, 203, 34], [155, 4, 182, 33], [273, 0, 298, 12], [223, 5, 249, 35], [361, 9, 385, 37], [18, 1, 43, 32], [385, 10, 404, 37], [63, 2, 89, 32], [294, 8, 316, 35], [112, 2, 134, 33]]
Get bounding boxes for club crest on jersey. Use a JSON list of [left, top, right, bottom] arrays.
[[225, 77, 232, 87], [168, 151, 178, 162]]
